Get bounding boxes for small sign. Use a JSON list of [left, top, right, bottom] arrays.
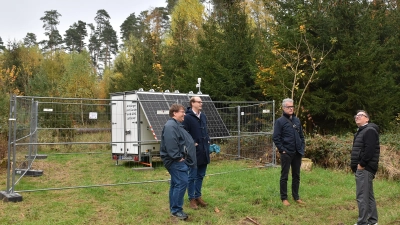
[[263, 109, 270, 113], [89, 112, 98, 119], [43, 108, 53, 112], [157, 110, 169, 115]]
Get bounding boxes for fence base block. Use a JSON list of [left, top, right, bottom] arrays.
[[264, 163, 279, 168], [15, 169, 44, 177], [25, 154, 48, 160], [0, 191, 23, 202], [132, 167, 154, 171]]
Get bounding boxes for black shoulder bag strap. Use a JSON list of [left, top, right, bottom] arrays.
[[282, 116, 300, 133]]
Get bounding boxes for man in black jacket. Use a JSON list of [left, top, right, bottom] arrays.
[[351, 110, 380, 225], [182, 96, 211, 210], [273, 98, 305, 206]]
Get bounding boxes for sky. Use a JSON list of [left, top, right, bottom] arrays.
[[0, 0, 167, 43]]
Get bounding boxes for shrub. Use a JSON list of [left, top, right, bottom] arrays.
[[0, 133, 7, 159], [305, 134, 353, 171], [379, 145, 400, 180], [306, 133, 400, 180]]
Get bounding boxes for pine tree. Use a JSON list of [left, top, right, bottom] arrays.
[[64, 20, 88, 53], [40, 10, 63, 51], [23, 33, 37, 47]]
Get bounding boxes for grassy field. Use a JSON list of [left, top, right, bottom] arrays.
[[1, 156, 400, 225]]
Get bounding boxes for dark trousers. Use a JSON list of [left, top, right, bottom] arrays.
[[188, 164, 207, 200], [355, 169, 378, 225], [280, 151, 302, 200]]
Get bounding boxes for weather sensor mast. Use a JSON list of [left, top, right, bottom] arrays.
[[196, 78, 202, 94]]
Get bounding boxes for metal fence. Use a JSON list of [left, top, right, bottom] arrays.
[[1, 95, 275, 202]]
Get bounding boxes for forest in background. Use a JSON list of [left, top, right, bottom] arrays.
[[1, 0, 400, 136]]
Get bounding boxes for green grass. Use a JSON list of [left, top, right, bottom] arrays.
[[1, 156, 400, 225]]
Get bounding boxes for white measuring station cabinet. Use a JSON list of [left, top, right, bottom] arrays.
[[110, 89, 229, 167]]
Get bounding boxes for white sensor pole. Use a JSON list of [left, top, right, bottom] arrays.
[[196, 78, 202, 94]]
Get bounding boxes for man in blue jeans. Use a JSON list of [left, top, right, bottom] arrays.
[[182, 96, 211, 210], [160, 104, 196, 220], [273, 98, 305, 206], [351, 110, 380, 225]]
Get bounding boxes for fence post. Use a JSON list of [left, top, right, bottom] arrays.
[[0, 95, 23, 202], [272, 100, 276, 165], [237, 105, 241, 159], [27, 99, 35, 168]]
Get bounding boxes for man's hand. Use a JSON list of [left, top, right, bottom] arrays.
[[357, 164, 364, 170]]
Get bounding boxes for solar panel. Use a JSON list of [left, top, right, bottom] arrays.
[[137, 92, 170, 140], [199, 95, 230, 138], [136, 91, 229, 140], [163, 93, 190, 109]]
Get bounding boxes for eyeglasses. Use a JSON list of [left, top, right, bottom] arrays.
[[284, 106, 294, 109], [354, 114, 366, 119], [194, 101, 203, 104]]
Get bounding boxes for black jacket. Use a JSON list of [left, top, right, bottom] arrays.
[[273, 112, 305, 155], [182, 107, 210, 166], [350, 123, 380, 174]]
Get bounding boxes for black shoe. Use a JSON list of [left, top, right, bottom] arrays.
[[172, 211, 188, 220]]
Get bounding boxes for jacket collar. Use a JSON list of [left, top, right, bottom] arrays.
[[186, 107, 201, 117], [282, 111, 296, 119], [357, 123, 369, 131]]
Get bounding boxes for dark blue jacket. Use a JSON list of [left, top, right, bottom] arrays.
[[273, 112, 305, 155], [182, 107, 211, 166], [350, 123, 380, 174], [160, 118, 197, 169]]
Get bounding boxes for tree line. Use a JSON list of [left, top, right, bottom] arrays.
[[1, 0, 399, 135]]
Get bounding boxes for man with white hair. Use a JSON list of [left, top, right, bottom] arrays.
[[273, 98, 305, 206]]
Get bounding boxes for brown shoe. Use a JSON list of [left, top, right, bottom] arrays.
[[282, 200, 291, 206], [295, 199, 305, 204], [190, 199, 198, 209], [196, 197, 208, 207]]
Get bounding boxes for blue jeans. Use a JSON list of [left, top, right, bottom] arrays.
[[188, 164, 207, 200], [355, 169, 378, 225], [280, 151, 302, 200], [167, 161, 189, 214]]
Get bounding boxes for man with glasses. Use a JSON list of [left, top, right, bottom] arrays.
[[160, 104, 197, 220], [182, 96, 211, 210], [273, 98, 305, 206], [351, 110, 380, 225]]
